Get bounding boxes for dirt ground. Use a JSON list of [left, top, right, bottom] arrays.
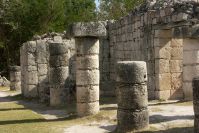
[[0, 88, 194, 133]]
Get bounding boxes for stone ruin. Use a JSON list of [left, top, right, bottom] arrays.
[[0, 75, 10, 87], [19, 0, 199, 105], [17, 0, 199, 121], [9, 66, 21, 91], [5, 0, 199, 132]]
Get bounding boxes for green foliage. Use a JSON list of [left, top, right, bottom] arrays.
[[98, 0, 144, 20], [65, 0, 97, 27], [0, 0, 96, 76]]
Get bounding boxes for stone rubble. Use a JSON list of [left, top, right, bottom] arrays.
[[0, 75, 10, 87], [9, 66, 21, 91]]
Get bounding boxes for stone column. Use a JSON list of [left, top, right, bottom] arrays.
[[116, 61, 149, 133], [36, 40, 49, 103], [192, 77, 199, 133], [10, 66, 21, 91], [21, 41, 38, 98], [49, 36, 69, 106], [72, 22, 107, 116]]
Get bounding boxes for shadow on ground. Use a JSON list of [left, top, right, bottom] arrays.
[[150, 115, 194, 124], [141, 127, 193, 133]]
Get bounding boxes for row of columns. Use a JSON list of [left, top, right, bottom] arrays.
[[17, 22, 150, 132]]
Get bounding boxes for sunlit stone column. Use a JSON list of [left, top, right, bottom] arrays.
[[72, 22, 107, 116]]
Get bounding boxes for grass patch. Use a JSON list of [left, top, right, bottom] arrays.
[[0, 87, 9, 91], [0, 98, 117, 133], [175, 101, 193, 106]]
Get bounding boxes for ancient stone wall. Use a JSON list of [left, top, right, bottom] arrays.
[[108, 0, 199, 100], [20, 34, 76, 104], [20, 1, 199, 103], [108, 12, 155, 99]]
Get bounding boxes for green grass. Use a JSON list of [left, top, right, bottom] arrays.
[[0, 91, 194, 133], [0, 87, 9, 91], [0, 97, 117, 133]]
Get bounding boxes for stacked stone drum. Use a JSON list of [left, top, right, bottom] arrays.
[[75, 38, 100, 116], [72, 22, 107, 116], [10, 66, 21, 91], [49, 36, 69, 106], [116, 61, 149, 132], [192, 77, 199, 133]]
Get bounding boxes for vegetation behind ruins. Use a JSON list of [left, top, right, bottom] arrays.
[[0, 0, 143, 77]]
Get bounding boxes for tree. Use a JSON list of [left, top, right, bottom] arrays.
[[0, 0, 97, 77], [65, 0, 97, 27], [98, 0, 144, 20]]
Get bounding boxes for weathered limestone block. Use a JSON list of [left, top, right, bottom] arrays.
[[27, 66, 37, 72], [116, 61, 148, 133], [154, 38, 171, 47], [77, 102, 99, 116], [170, 60, 183, 73], [50, 54, 69, 67], [76, 55, 99, 70], [183, 65, 199, 82], [49, 67, 69, 85], [170, 89, 184, 100], [154, 30, 172, 38], [155, 73, 171, 91], [76, 38, 99, 55], [76, 85, 99, 103], [10, 66, 21, 91], [26, 41, 37, 53], [171, 73, 183, 90], [38, 64, 48, 76], [116, 61, 147, 84], [50, 86, 65, 106], [155, 46, 171, 59], [72, 22, 107, 37], [117, 109, 149, 133], [155, 90, 171, 100], [183, 51, 199, 65], [36, 40, 48, 64], [171, 39, 183, 47], [26, 53, 36, 66], [183, 39, 199, 51], [49, 42, 68, 56], [76, 70, 100, 86], [116, 85, 148, 110], [49, 37, 69, 106], [26, 85, 38, 98], [155, 59, 170, 74], [192, 77, 199, 132], [171, 47, 183, 60], [27, 71, 38, 85], [183, 82, 193, 100]]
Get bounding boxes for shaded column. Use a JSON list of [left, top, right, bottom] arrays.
[[36, 40, 49, 103], [49, 36, 69, 106], [10, 66, 21, 91], [116, 61, 149, 133], [192, 77, 199, 133], [72, 22, 107, 116]]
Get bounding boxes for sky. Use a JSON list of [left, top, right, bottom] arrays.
[[95, 0, 100, 8]]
